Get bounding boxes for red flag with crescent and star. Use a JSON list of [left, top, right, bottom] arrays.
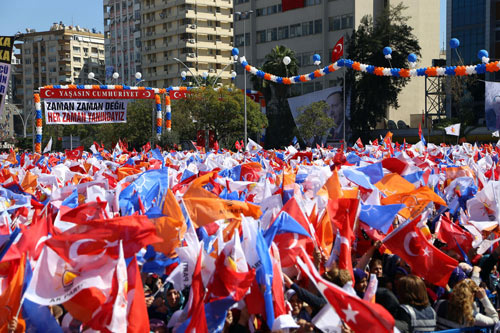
[[331, 37, 344, 63], [383, 218, 458, 287]]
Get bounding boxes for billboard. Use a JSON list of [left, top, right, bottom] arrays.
[[287, 86, 350, 144], [0, 36, 14, 117], [485, 81, 500, 130], [43, 99, 128, 125]]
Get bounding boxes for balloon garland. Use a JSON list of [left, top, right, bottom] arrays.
[[231, 42, 498, 85]]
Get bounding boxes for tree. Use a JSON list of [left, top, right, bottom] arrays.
[[171, 87, 267, 148], [251, 45, 299, 148], [346, 3, 421, 138], [296, 101, 335, 145]]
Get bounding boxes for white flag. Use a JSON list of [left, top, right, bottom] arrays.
[[444, 123, 460, 136], [42, 137, 53, 154], [245, 138, 262, 152], [493, 130, 499, 137]]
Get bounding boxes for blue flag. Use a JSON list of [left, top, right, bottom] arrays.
[[343, 169, 375, 190], [119, 168, 169, 215], [356, 162, 384, 184], [255, 227, 275, 329], [359, 204, 405, 234], [264, 211, 311, 247]]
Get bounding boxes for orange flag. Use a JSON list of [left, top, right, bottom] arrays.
[[6, 150, 17, 165], [0, 256, 26, 333], [20, 171, 38, 194], [321, 169, 343, 199], [375, 173, 415, 197], [152, 189, 187, 257], [381, 186, 447, 219], [183, 172, 261, 227], [315, 210, 333, 255]]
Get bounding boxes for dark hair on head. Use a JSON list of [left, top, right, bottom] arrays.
[[369, 258, 383, 270], [396, 275, 429, 307]]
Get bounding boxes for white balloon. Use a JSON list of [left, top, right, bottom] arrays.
[[112, 72, 119, 79], [135, 72, 142, 79], [181, 71, 187, 78], [88, 72, 95, 79], [283, 56, 291, 66]]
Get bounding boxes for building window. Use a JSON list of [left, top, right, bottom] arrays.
[[256, 30, 266, 43], [48, 56, 56, 62], [278, 26, 289, 40], [314, 19, 322, 34], [290, 24, 301, 38], [73, 57, 81, 63], [73, 46, 81, 52], [305, 0, 322, 5], [329, 14, 353, 31], [267, 28, 277, 42]]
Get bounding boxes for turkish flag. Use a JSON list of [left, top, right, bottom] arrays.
[[383, 218, 458, 287], [297, 249, 395, 333], [206, 252, 255, 302], [282, 0, 304, 12], [65, 146, 84, 160], [436, 214, 473, 260], [327, 198, 359, 282], [331, 37, 344, 63]]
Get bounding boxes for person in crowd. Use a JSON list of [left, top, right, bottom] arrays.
[[435, 278, 499, 329], [395, 275, 436, 332], [284, 273, 326, 318], [353, 268, 368, 299], [285, 289, 314, 332], [369, 258, 384, 278]]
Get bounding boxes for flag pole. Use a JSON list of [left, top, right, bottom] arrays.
[[342, 32, 346, 145]]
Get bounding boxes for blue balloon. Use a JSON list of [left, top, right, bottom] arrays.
[[449, 38, 460, 49], [478, 49, 489, 59], [313, 54, 321, 62], [408, 53, 417, 63], [383, 47, 392, 56], [231, 48, 239, 56]]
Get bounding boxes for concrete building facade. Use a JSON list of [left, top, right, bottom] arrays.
[[12, 24, 104, 135], [103, 0, 142, 85], [234, 0, 440, 128], [136, 0, 234, 88]]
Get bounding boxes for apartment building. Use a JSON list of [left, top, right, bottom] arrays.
[[12, 23, 105, 126], [103, 0, 142, 85], [234, 0, 440, 127], [138, 0, 234, 88]]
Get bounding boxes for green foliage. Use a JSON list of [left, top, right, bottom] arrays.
[[296, 101, 335, 143], [346, 3, 421, 138], [251, 45, 299, 148], [171, 87, 267, 148]]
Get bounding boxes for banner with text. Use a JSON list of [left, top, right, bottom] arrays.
[[44, 99, 128, 124], [40, 89, 155, 99], [0, 36, 14, 117]]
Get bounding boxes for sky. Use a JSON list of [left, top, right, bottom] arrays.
[[0, 0, 104, 36], [1, 0, 447, 48]]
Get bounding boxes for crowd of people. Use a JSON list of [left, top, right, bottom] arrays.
[[2, 138, 500, 333]]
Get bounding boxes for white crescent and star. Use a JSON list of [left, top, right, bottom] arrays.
[[334, 44, 343, 54], [69, 238, 106, 263], [45, 90, 54, 98], [403, 232, 419, 257], [144, 91, 152, 98]]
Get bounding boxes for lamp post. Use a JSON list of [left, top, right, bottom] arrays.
[[235, 10, 253, 149], [112, 72, 120, 84], [173, 57, 201, 86], [212, 61, 236, 88], [133, 72, 145, 86], [87, 72, 104, 85]]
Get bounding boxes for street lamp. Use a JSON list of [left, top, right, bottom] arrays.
[[88, 72, 103, 85], [173, 57, 201, 86], [134, 72, 145, 86], [235, 10, 253, 149], [211, 61, 236, 88], [111, 72, 120, 85]]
